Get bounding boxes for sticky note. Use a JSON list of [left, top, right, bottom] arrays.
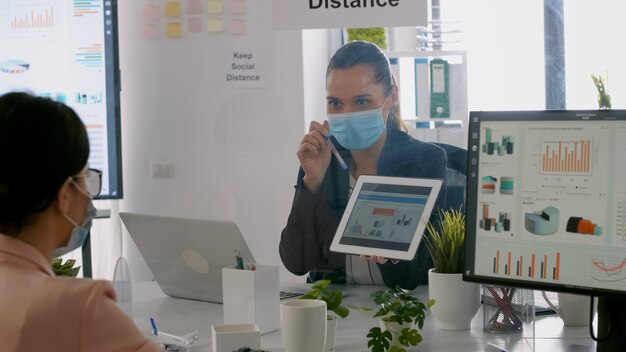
[[166, 22, 182, 38], [187, 17, 203, 33], [143, 3, 159, 19], [143, 23, 159, 39], [164, 1, 181, 17], [207, 0, 223, 14], [227, 0, 245, 14], [186, 0, 203, 15], [227, 19, 245, 34], [207, 18, 223, 32]]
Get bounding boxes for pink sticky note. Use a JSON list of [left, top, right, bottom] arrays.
[[187, 17, 203, 33], [186, 0, 203, 15], [227, 18, 245, 34], [143, 3, 159, 19], [143, 23, 159, 39], [227, 0, 245, 14]]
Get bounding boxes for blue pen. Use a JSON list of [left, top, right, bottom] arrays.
[[150, 317, 158, 336], [323, 135, 348, 171]]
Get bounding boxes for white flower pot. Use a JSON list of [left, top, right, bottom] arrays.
[[379, 318, 409, 349], [428, 269, 481, 330], [325, 315, 337, 351]]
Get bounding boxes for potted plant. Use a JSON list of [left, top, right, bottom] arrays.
[[300, 279, 349, 351], [358, 286, 433, 352], [424, 208, 480, 330]]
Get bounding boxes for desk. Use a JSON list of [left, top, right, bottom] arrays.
[[124, 282, 596, 352]]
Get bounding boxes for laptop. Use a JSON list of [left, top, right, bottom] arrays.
[[120, 212, 257, 303]]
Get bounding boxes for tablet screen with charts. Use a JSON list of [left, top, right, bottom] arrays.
[[330, 176, 443, 261]]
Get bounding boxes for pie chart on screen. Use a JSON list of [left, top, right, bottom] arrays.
[[0, 60, 30, 74]]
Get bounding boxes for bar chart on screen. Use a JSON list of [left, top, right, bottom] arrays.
[[6, 0, 60, 39], [490, 249, 561, 281], [540, 139, 592, 175]]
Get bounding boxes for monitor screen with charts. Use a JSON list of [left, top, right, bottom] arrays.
[[330, 175, 442, 261], [0, 0, 123, 198], [464, 109, 626, 296]]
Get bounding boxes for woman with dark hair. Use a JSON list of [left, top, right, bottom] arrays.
[[0, 92, 160, 351], [279, 41, 448, 290]]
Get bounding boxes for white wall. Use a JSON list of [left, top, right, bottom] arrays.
[[94, 0, 305, 282]]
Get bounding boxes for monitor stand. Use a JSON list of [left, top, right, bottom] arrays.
[[596, 296, 626, 351]]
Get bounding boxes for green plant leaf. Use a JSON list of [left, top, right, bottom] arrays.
[[398, 327, 422, 346], [311, 279, 331, 290], [424, 208, 466, 273], [333, 305, 350, 319], [367, 327, 390, 352], [388, 346, 406, 352], [324, 290, 342, 310]]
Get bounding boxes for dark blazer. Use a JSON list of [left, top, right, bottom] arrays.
[[279, 126, 448, 290]]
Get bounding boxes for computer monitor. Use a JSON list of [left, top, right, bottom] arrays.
[[464, 109, 626, 297], [0, 0, 122, 198]]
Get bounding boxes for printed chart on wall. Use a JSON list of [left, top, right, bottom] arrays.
[[141, 0, 247, 39], [0, 0, 119, 197], [472, 119, 626, 292]]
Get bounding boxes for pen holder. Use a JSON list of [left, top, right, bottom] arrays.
[[482, 285, 533, 334], [222, 264, 280, 334]]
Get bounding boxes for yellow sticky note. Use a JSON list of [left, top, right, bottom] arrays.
[[166, 22, 182, 38], [207, 18, 223, 32], [207, 0, 223, 14], [164, 1, 181, 17]]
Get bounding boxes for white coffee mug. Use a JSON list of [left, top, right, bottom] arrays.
[[280, 299, 327, 352], [541, 291, 591, 326]]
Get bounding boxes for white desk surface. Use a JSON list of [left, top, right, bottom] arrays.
[[122, 281, 596, 352]]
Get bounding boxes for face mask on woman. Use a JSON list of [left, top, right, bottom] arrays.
[[53, 198, 97, 258], [328, 96, 388, 151]]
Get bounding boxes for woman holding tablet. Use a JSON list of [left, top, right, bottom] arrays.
[[279, 41, 448, 290], [0, 92, 161, 351]]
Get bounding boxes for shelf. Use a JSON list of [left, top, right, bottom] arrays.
[[384, 49, 466, 59]]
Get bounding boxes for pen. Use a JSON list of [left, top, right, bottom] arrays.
[[149, 317, 158, 336], [485, 343, 509, 352], [235, 250, 244, 270], [158, 331, 194, 345], [323, 135, 348, 171]]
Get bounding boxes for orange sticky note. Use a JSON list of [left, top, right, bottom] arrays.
[[207, 18, 223, 32], [143, 23, 159, 39], [187, 17, 203, 33], [143, 3, 159, 19], [227, 0, 245, 14], [227, 19, 245, 34], [164, 1, 181, 17], [207, 0, 223, 14], [166, 22, 182, 38], [187, 0, 203, 15]]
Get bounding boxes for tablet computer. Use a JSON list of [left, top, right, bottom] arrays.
[[329, 175, 443, 261]]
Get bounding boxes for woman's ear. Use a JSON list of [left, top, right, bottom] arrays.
[[390, 84, 399, 108], [54, 177, 74, 215]]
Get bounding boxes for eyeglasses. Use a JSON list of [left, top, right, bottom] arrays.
[[73, 168, 102, 197]]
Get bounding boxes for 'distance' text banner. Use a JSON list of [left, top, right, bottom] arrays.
[[272, 0, 427, 30]]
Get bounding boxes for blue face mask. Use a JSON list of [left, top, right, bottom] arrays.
[[328, 100, 387, 151], [54, 200, 97, 258]]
